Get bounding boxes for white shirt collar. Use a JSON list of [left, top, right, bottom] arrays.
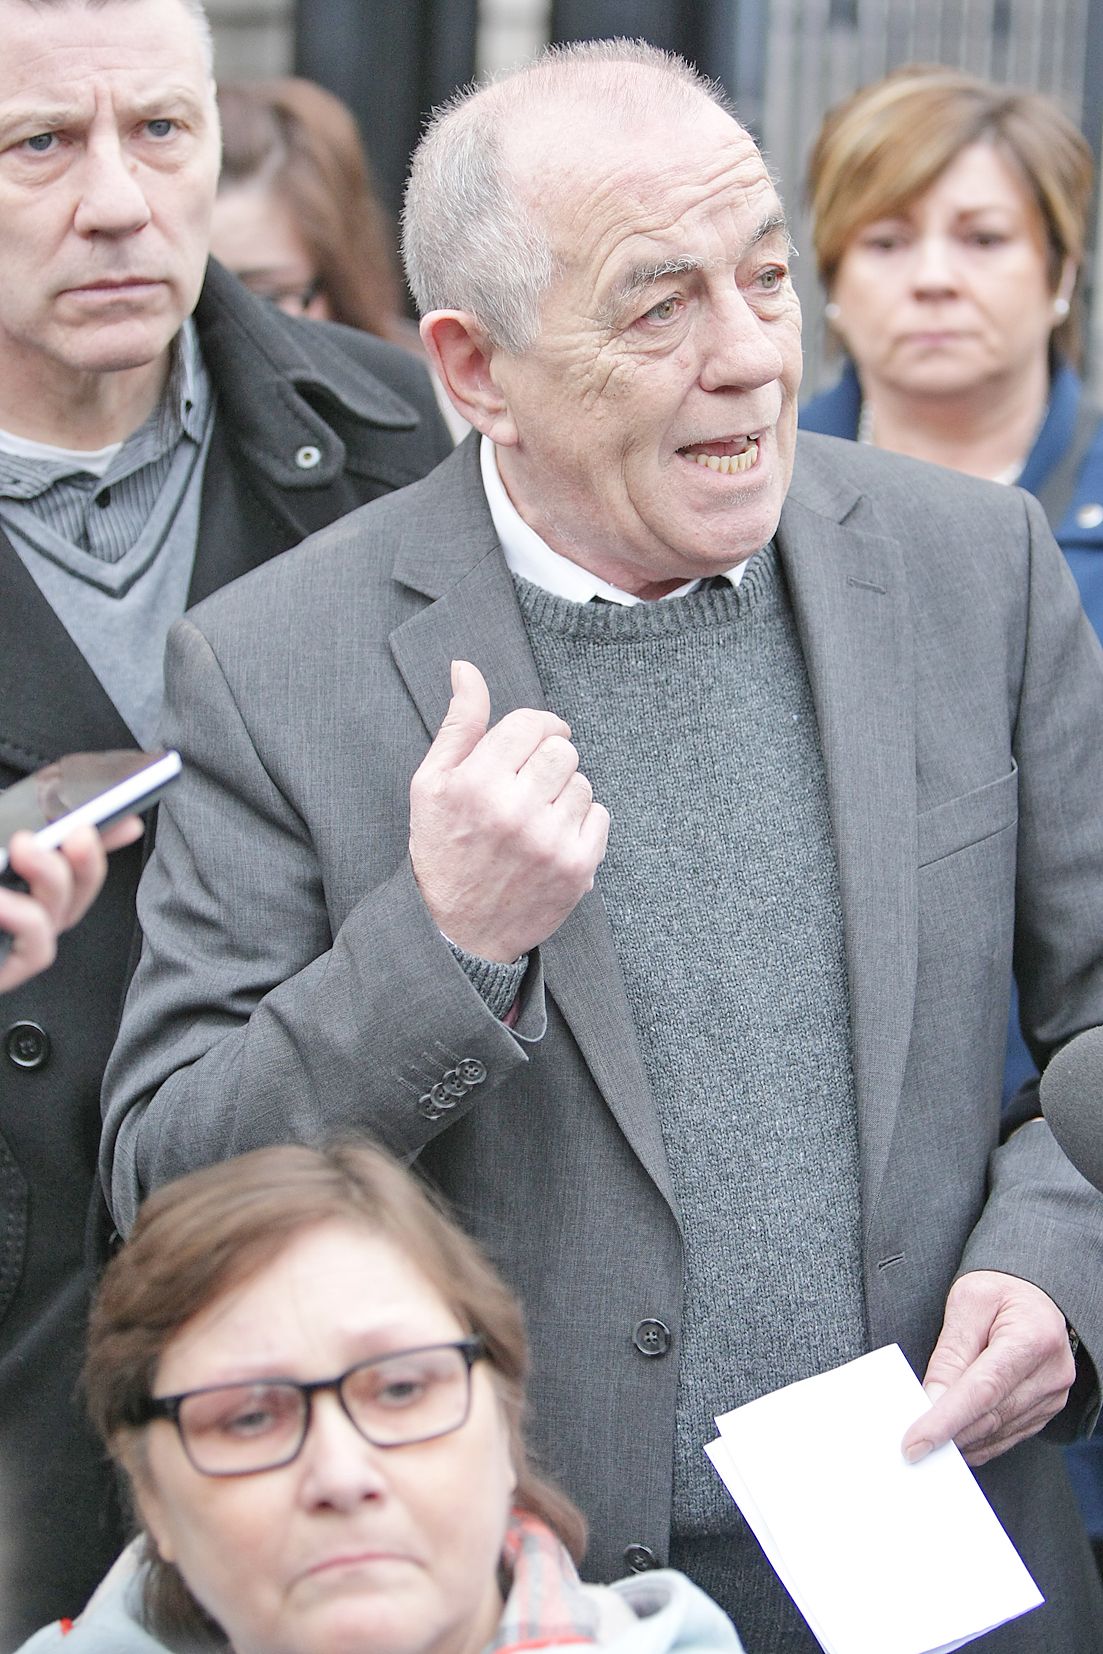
[[479, 436, 748, 605]]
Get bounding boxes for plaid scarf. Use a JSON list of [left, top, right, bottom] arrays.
[[487, 1509, 601, 1654]]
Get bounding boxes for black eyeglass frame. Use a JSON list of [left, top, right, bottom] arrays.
[[127, 1335, 487, 1477]]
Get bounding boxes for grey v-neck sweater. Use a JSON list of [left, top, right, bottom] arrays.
[[515, 546, 867, 1647]]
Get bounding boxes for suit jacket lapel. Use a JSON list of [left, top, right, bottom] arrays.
[[777, 450, 918, 1235], [388, 444, 678, 1215]]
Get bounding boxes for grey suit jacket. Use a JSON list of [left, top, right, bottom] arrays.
[[103, 432, 1103, 1648]]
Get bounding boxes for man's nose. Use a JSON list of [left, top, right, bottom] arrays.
[[698, 289, 787, 394], [72, 138, 152, 238], [910, 233, 959, 296], [298, 1392, 388, 1512]]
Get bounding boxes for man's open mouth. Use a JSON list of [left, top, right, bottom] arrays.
[[678, 435, 760, 474]]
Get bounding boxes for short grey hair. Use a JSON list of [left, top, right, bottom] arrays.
[[10, 0, 215, 76], [402, 38, 732, 353]]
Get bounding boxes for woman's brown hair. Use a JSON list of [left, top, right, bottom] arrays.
[[806, 64, 1094, 364], [87, 1140, 586, 1649], [216, 77, 404, 341]]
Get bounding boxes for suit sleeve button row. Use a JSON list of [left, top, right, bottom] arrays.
[[632, 1318, 672, 1357], [417, 1057, 488, 1120], [4, 1021, 50, 1070]]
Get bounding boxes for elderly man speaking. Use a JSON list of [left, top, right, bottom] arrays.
[[104, 42, 1103, 1653]]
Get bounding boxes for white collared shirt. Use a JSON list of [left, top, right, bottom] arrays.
[[479, 436, 749, 603]]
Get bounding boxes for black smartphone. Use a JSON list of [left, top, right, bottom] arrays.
[[0, 748, 182, 877]]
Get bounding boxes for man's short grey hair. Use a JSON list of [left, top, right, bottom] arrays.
[[402, 38, 733, 353], [10, 0, 214, 76]]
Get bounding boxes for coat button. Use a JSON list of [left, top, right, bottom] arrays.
[[441, 1068, 468, 1098], [429, 1082, 457, 1111], [417, 1094, 444, 1121], [1076, 502, 1103, 529], [632, 1318, 672, 1357], [624, 1544, 659, 1572], [456, 1057, 487, 1085], [5, 1021, 50, 1070], [294, 444, 322, 470]]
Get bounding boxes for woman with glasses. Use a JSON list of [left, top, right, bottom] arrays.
[[20, 1141, 744, 1654], [211, 78, 405, 339], [210, 79, 466, 442]]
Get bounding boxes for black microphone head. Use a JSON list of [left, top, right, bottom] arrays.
[[1040, 1027, 1103, 1193]]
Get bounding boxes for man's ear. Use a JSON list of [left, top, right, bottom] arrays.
[[420, 312, 518, 446]]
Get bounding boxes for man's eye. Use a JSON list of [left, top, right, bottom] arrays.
[[758, 266, 786, 291], [24, 133, 56, 154], [146, 119, 177, 139], [642, 296, 679, 325]]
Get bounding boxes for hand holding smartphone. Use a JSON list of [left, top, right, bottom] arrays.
[[0, 749, 181, 876], [0, 749, 181, 983]]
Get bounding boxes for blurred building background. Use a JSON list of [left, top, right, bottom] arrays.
[[205, 0, 1103, 394]]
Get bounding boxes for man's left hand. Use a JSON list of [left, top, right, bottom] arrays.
[[901, 1269, 1076, 1466]]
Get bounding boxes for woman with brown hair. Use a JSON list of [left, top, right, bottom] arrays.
[[19, 1142, 744, 1654], [211, 78, 464, 438], [802, 66, 1094, 497], [211, 77, 406, 340]]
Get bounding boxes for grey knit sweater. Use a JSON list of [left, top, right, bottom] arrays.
[[515, 547, 867, 1650]]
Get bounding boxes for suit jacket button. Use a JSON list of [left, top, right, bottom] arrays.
[[429, 1082, 457, 1110], [632, 1318, 672, 1357], [624, 1544, 659, 1572], [441, 1068, 467, 1098], [417, 1094, 443, 1120], [457, 1058, 487, 1085], [5, 1021, 50, 1070]]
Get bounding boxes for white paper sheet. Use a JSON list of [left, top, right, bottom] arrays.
[[706, 1343, 1042, 1654]]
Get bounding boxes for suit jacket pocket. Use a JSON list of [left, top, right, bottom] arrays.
[[0, 1127, 27, 1325], [917, 763, 1018, 868]]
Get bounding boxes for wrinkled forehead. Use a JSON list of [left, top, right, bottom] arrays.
[[509, 99, 782, 307], [154, 1218, 465, 1388]]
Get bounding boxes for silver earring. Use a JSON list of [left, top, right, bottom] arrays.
[[824, 301, 841, 322], [1054, 296, 1071, 319]]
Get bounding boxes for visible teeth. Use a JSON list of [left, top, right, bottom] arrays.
[[689, 442, 759, 474]]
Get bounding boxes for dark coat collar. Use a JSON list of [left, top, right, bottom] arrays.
[[192, 259, 424, 491]]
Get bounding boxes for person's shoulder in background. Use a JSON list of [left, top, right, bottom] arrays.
[[798, 360, 861, 438]]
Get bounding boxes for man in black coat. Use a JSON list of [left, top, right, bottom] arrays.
[[0, 0, 450, 1640]]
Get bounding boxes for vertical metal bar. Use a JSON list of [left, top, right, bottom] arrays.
[[294, 0, 476, 226]]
